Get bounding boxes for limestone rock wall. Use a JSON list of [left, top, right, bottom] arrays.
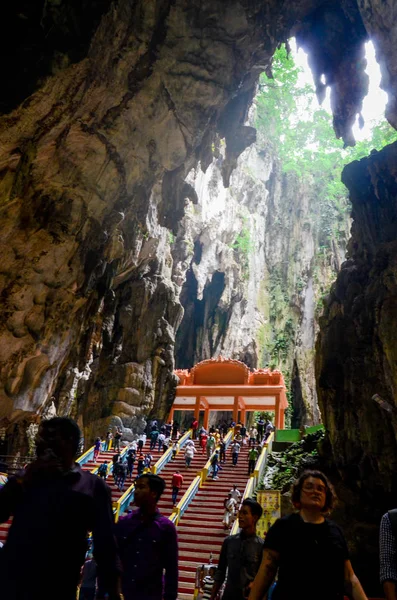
[[0, 0, 388, 449], [317, 141, 397, 502], [173, 135, 350, 425]]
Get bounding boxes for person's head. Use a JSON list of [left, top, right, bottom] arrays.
[[233, 485, 237, 490], [36, 417, 81, 467], [291, 470, 335, 514], [238, 498, 263, 532], [228, 492, 232, 498], [208, 566, 216, 577], [134, 474, 166, 508]]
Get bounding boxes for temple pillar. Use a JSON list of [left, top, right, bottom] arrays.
[[280, 408, 285, 429], [203, 408, 210, 431], [240, 408, 246, 425], [233, 397, 239, 423], [194, 396, 200, 421], [275, 395, 281, 429]]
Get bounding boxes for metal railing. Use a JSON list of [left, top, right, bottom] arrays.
[[76, 446, 95, 467], [252, 431, 274, 488], [91, 444, 129, 476], [152, 429, 192, 475], [113, 431, 193, 522], [0, 455, 33, 477], [230, 432, 275, 535], [169, 474, 201, 526]]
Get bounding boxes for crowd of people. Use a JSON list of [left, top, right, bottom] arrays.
[[1, 415, 396, 600]]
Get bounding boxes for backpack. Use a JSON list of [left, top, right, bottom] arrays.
[[98, 463, 107, 476]]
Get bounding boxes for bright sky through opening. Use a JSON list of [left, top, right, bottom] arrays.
[[291, 39, 388, 141]]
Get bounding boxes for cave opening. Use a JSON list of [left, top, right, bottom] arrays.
[[172, 37, 397, 430]]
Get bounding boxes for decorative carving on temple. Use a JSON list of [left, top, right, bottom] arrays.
[[189, 356, 250, 384]]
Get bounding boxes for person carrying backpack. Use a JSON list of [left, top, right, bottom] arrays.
[[98, 463, 108, 480], [211, 450, 220, 480], [126, 451, 135, 479]]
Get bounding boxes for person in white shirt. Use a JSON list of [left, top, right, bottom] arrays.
[[184, 443, 196, 467], [223, 493, 237, 529], [157, 433, 166, 452], [249, 427, 257, 448], [231, 441, 241, 466], [229, 485, 241, 503]]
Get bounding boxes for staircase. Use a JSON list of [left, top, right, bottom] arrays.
[[177, 443, 250, 599], [157, 440, 208, 516], [81, 443, 165, 506]]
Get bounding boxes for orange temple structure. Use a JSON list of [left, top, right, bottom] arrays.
[[172, 357, 288, 430]]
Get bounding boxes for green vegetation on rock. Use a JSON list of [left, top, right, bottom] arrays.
[[261, 429, 325, 492]]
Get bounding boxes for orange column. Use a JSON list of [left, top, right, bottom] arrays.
[[240, 409, 246, 425], [233, 397, 239, 423], [203, 407, 210, 431], [194, 396, 200, 421], [280, 408, 285, 429], [275, 394, 281, 429]]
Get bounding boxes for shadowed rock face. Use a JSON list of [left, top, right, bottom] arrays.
[[317, 141, 397, 502], [0, 0, 392, 452], [316, 141, 397, 594]]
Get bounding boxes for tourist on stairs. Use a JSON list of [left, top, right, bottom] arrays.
[[184, 442, 196, 468], [210, 450, 220, 480], [94, 437, 102, 462], [229, 484, 242, 504], [137, 452, 145, 476], [126, 449, 135, 479], [115, 473, 178, 600], [223, 493, 237, 530], [248, 446, 259, 475], [202, 566, 216, 600], [256, 417, 265, 443], [98, 462, 108, 481], [157, 432, 166, 453], [104, 430, 112, 451], [171, 470, 184, 506], [206, 434, 216, 458], [249, 470, 368, 600], [212, 498, 264, 600], [113, 427, 122, 452], [116, 461, 127, 492], [200, 431, 208, 454], [231, 439, 241, 465], [192, 418, 199, 440], [248, 427, 257, 448], [0, 417, 121, 600], [220, 437, 226, 463], [149, 428, 159, 450]]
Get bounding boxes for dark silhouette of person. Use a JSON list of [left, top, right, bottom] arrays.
[[0, 417, 121, 600]]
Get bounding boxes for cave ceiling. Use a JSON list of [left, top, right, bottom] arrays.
[[0, 0, 396, 467]]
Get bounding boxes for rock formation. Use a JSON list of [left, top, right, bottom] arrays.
[[173, 132, 350, 426], [0, 0, 395, 464]]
